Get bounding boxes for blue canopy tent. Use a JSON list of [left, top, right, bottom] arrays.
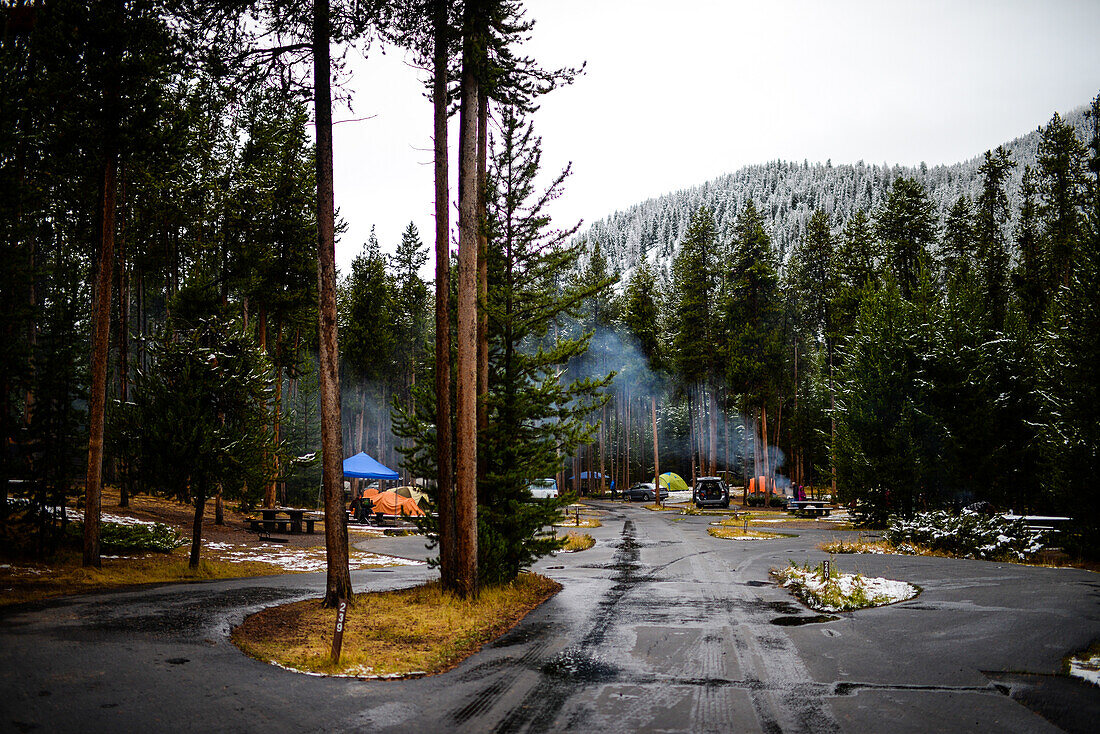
[[577, 471, 614, 491], [342, 452, 399, 480]]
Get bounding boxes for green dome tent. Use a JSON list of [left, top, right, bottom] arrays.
[[658, 472, 689, 492]]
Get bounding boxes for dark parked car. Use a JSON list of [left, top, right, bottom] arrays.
[[624, 482, 668, 502], [693, 476, 730, 508]]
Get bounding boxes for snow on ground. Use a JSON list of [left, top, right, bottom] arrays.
[[10, 498, 161, 527], [776, 566, 918, 612], [1068, 651, 1100, 686], [203, 540, 423, 572], [665, 490, 692, 504]]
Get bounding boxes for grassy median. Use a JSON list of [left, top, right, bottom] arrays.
[[232, 573, 562, 677]]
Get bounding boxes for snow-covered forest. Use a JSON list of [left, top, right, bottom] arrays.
[[562, 99, 1100, 553], [579, 106, 1092, 279]]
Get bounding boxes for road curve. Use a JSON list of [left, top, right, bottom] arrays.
[[2, 502, 1098, 733]]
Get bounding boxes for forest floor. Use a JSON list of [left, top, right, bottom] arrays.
[[0, 487, 422, 607]]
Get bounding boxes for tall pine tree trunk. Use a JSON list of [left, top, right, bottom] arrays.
[[761, 404, 771, 502], [476, 90, 489, 444], [433, 47, 455, 581], [189, 482, 206, 569], [455, 0, 481, 600], [709, 387, 718, 476], [651, 396, 660, 506], [599, 404, 607, 494], [313, 0, 352, 607], [84, 103, 118, 569], [116, 169, 130, 508], [829, 339, 837, 499]]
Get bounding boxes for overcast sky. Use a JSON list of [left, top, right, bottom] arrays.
[[330, 0, 1100, 274]]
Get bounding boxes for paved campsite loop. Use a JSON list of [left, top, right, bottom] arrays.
[[2, 503, 1098, 733]]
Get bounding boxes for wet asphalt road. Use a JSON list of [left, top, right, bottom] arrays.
[[2, 502, 1099, 733]]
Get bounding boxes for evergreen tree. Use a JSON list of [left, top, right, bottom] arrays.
[[389, 221, 431, 396], [124, 320, 274, 568], [832, 209, 879, 344], [874, 177, 937, 300], [974, 147, 1015, 330], [1037, 111, 1088, 290], [786, 209, 837, 493], [1012, 166, 1045, 328], [941, 196, 975, 285], [621, 260, 661, 368], [670, 206, 719, 386], [397, 109, 610, 585], [834, 278, 936, 524], [1040, 95, 1100, 547], [721, 201, 783, 487]]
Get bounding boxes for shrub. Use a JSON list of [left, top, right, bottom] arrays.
[[745, 493, 788, 508], [66, 521, 185, 553], [772, 561, 918, 612], [883, 510, 1047, 562]]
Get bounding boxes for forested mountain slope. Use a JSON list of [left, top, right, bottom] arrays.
[[580, 106, 1091, 274]]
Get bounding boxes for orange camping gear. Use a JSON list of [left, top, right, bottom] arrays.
[[368, 490, 425, 517]]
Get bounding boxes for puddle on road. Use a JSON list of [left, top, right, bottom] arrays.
[[541, 648, 619, 683], [770, 615, 839, 626]]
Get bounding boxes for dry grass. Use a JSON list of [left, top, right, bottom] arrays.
[[642, 504, 679, 512], [553, 516, 602, 528], [679, 506, 740, 516], [0, 547, 289, 607], [816, 537, 1087, 568], [232, 573, 562, 677], [819, 538, 900, 555], [561, 532, 595, 552], [707, 526, 792, 540]]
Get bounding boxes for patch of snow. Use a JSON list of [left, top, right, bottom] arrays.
[[202, 540, 424, 571], [1068, 652, 1100, 686], [778, 566, 918, 612]]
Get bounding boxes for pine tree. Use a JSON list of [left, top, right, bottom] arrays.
[[621, 260, 661, 368], [832, 209, 879, 344], [941, 196, 975, 285], [1012, 166, 1045, 328], [974, 147, 1015, 330], [1037, 111, 1088, 290], [787, 209, 836, 494], [396, 108, 610, 584], [874, 177, 937, 301], [721, 201, 783, 493]]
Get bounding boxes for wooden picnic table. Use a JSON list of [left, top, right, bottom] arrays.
[[248, 508, 319, 535], [787, 499, 833, 517]]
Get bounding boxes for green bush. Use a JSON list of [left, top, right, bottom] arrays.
[[66, 521, 185, 553], [745, 493, 788, 508], [883, 510, 1047, 561]]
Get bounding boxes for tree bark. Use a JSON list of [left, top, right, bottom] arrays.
[[651, 396, 660, 506], [761, 404, 771, 502], [829, 339, 837, 499], [117, 168, 130, 508], [599, 404, 607, 494], [83, 136, 118, 569], [189, 486, 206, 569], [708, 387, 718, 476], [314, 0, 352, 607], [455, 0, 481, 599], [476, 88, 489, 442]]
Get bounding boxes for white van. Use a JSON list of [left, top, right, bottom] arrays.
[[528, 478, 559, 499]]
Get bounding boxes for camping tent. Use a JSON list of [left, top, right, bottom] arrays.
[[342, 452, 399, 480], [370, 490, 426, 517], [658, 472, 689, 492]]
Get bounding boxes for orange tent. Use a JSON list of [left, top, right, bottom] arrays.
[[369, 490, 425, 517]]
